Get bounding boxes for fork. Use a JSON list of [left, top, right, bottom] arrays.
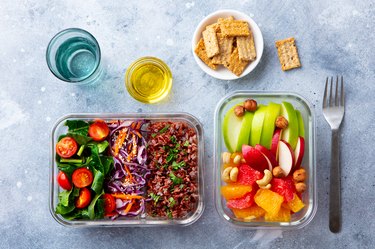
[[322, 76, 345, 233]]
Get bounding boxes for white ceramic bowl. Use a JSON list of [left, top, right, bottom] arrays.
[[192, 9, 264, 80]]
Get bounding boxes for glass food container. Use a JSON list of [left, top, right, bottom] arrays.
[[214, 91, 317, 229], [50, 113, 204, 227]]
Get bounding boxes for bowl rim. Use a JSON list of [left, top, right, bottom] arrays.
[[191, 9, 264, 80], [213, 91, 317, 229]]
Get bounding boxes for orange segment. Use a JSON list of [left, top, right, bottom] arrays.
[[232, 205, 266, 219], [254, 189, 284, 217], [265, 206, 291, 222], [287, 193, 305, 213], [221, 184, 252, 200]]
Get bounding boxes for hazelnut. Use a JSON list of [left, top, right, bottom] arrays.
[[295, 182, 306, 193], [275, 116, 288, 129], [234, 105, 245, 117], [293, 168, 306, 182], [272, 166, 285, 178], [244, 99, 257, 112]]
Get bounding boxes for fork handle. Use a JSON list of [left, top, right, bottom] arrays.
[[329, 130, 341, 233]]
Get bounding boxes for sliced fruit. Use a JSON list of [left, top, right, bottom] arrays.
[[271, 176, 296, 202], [260, 102, 281, 149], [271, 128, 282, 156], [236, 111, 254, 152], [280, 102, 299, 150], [250, 105, 267, 146], [265, 206, 291, 222], [255, 144, 277, 168], [296, 110, 305, 138], [242, 145, 269, 172], [254, 189, 284, 217], [278, 140, 295, 176], [223, 105, 244, 152], [227, 189, 256, 209], [287, 193, 305, 213], [294, 137, 305, 168], [232, 205, 266, 219], [237, 164, 263, 186], [221, 185, 252, 200]]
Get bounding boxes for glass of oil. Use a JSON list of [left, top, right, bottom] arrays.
[[125, 57, 173, 103], [46, 28, 102, 85]]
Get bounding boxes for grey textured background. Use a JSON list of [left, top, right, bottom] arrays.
[[0, 0, 374, 248]]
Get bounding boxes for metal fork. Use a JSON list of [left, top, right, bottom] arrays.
[[322, 76, 345, 233]]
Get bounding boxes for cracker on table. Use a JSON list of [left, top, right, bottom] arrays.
[[224, 47, 249, 76], [194, 38, 217, 70], [237, 32, 256, 61], [220, 20, 250, 37], [212, 33, 234, 65], [202, 26, 220, 58], [275, 37, 301, 71]]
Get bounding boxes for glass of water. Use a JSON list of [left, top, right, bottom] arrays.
[[46, 28, 102, 85]]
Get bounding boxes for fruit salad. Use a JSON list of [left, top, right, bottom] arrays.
[[221, 99, 307, 222]]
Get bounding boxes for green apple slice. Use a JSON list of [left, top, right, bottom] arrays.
[[296, 110, 305, 138], [236, 111, 254, 151], [223, 105, 243, 152], [260, 102, 281, 149], [250, 105, 267, 146], [281, 101, 299, 150]]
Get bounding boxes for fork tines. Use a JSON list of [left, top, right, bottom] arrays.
[[323, 76, 344, 108]]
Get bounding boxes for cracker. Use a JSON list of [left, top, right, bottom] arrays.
[[275, 37, 301, 71], [206, 22, 220, 33], [237, 33, 256, 61], [220, 20, 250, 37], [218, 16, 234, 23], [202, 26, 220, 58], [212, 33, 234, 65], [224, 47, 249, 76], [194, 38, 217, 70]]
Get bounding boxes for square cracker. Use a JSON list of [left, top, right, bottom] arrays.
[[237, 32, 256, 61], [218, 16, 234, 23], [194, 38, 217, 70], [206, 22, 220, 33], [212, 33, 234, 65], [202, 26, 220, 58], [220, 20, 250, 37], [224, 47, 249, 76], [275, 37, 301, 71]]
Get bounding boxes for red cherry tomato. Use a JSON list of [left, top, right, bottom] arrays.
[[57, 171, 72, 190], [75, 188, 91, 209], [72, 168, 93, 188], [88, 120, 110, 141], [56, 137, 78, 158], [103, 194, 116, 214]]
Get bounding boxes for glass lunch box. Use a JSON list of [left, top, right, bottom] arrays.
[[214, 91, 317, 229], [49, 113, 205, 227]]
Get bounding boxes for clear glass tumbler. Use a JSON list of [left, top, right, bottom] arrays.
[[46, 28, 102, 85]]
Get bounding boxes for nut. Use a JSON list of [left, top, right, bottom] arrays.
[[244, 215, 256, 221], [229, 167, 239, 182], [256, 169, 273, 187], [259, 183, 271, 189], [221, 167, 233, 182], [295, 182, 306, 193], [293, 168, 306, 182], [275, 116, 288, 129], [244, 99, 257, 112], [272, 166, 285, 178], [234, 105, 245, 117], [222, 152, 231, 164], [233, 155, 242, 165]]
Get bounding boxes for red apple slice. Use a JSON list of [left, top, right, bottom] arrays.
[[242, 144, 269, 172], [271, 128, 282, 157], [277, 140, 295, 176], [255, 144, 277, 169], [294, 137, 305, 168]]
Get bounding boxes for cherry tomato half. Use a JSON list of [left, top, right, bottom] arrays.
[[88, 120, 110, 141], [75, 188, 91, 209], [103, 194, 116, 214], [72, 168, 93, 188], [56, 137, 78, 158], [57, 171, 72, 190]]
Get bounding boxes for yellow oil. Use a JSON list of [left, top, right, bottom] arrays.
[[126, 58, 172, 103]]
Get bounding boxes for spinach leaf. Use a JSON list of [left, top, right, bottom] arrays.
[[58, 134, 67, 142], [88, 190, 104, 220], [62, 209, 89, 220], [100, 156, 114, 175], [65, 120, 89, 136], [57, 163, 77, 176], [97, 140, 109, 153], [91, 169, 104, 194], [67, 133, 92, 145], [87, 143, 104, 173], [56, 203, 75, 215], [55, 188, 78, 215]]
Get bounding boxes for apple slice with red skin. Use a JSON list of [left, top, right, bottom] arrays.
[[242, 144, 269, 172], [271, 128, 282, 157], [255, 144, 277, 169], [277, 140, 295, 176], [294, 137, 305, 169]]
